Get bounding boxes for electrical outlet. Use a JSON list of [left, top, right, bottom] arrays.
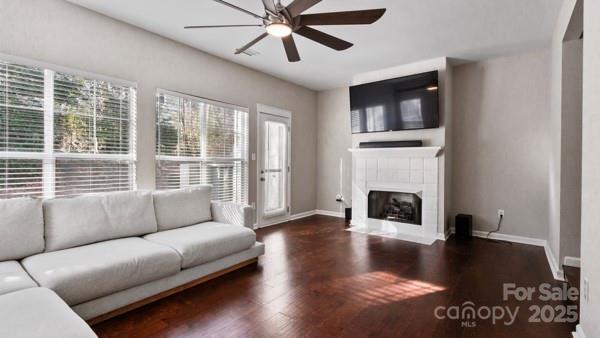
[[584, 278, 590, 303], [498, 209, 505, 218]]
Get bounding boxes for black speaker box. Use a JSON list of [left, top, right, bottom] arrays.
[[345, 208, 352, 221], [455, 214, 473, 239]]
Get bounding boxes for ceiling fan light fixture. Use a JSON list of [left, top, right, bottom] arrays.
[[266, 23, 292, 37]]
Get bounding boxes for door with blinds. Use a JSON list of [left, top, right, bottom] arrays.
[[257, 106, 291, 227]]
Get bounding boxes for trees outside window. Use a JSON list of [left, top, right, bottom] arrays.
[[155, 90, 248, 204], [0, 59, 136, 199]]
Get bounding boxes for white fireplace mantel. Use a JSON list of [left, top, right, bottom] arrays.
[[348, 146, 442, 158], [348, 146, 444, 245]]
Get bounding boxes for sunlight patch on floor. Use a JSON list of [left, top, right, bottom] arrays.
[[332, 271, 446, 306]]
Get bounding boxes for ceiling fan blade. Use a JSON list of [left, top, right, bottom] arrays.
[[261, 0, 277, 15], [211, 0, 264, 19], [299, 9, 386, 26], [286, 0, 322, 17], [282, 35, 301, 62], [295, 26, 353, 51], [185, 24, 263, 29], [235, 32, 269, 54]]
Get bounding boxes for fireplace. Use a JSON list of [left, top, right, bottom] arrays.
[[349, 146, 442, 245], [368, 190, 422, 225]]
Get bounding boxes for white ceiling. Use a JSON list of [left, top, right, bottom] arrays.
[[67, 0, 563, 90]]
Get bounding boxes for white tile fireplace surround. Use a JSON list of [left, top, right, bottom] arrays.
[[349, 146, 443, 245]]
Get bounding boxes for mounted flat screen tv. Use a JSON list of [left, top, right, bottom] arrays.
[[350, 71, 439, 133]]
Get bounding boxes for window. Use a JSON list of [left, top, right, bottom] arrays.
[[155, 90, 248, 204], [0, 58, 136, 199]]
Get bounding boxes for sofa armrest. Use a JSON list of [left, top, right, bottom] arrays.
[[211, 202, 255, 229]]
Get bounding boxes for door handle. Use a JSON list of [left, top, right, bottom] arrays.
[[260, 177, 265, 182]]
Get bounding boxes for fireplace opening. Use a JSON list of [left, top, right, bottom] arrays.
[[368, 191, 422, 225]]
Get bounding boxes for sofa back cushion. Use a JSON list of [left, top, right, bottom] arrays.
[[43, 191, 157, 252], [0, 198, 44, 260], [153, 185, 212, 231]]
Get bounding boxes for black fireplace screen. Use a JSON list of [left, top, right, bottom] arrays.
[[368, 190, 422, 225]]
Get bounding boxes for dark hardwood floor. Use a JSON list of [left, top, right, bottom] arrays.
[[92, 215, 576, 337]]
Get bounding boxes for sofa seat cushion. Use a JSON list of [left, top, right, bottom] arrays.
[[0, 288, 96, 338], [21, 238, 181, 305], [0, 261, 38, 296], [144, 222, 256, 269]]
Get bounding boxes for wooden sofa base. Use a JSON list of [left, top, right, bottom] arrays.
[[87, 258, 259, 326]]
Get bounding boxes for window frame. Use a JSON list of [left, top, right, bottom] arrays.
[[155, 89, 250, 203], [0, 53, 137, 199]]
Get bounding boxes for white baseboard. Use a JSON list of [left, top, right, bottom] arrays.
[[255, 218, 288, 229], [289, 210, 316, 220], [544, 243, 565, 281], [470, 230, 547, 246], [564, 256, 581, 268], [573, 324, 586, 338], [450, 228, 564, 281], [260, 209, 345, 226], [436, 229, 451, 241], [315, 209, 345, 218], [255, 210, 316, 229], [289, 209, 346, 220]]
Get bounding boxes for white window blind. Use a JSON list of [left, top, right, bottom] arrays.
[[0, 59, 136, 199], [0, 62, 44, 197], [156, 90, 248, 204], [52, 72, 136, 197]]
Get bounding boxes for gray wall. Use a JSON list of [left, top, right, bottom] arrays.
[[580, 0, 600, 335], [559, 39, 582, 262], [316, 88, 352, 214], [451, 49, 552, 239], [0, 0, 318, 215], [548, 0, 579, 265], [315, 53, 553, 240]]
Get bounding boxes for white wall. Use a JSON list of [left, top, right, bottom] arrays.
[[451, 49, 552, 239], [579, 0, 600, 335], [0, 0, 318, 214]]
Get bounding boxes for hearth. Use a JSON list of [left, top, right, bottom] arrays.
[[368, 190, 422, 225], [349, 146, 442, 245]]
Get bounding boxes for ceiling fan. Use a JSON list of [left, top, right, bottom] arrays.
[[184, 0, 386, 62]]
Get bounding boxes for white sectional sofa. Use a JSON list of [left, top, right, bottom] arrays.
[[0, 185, 264, 337], [0, 288, 97, 338]]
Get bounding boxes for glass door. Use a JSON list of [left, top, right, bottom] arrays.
[[257, 110, 290, 227]]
